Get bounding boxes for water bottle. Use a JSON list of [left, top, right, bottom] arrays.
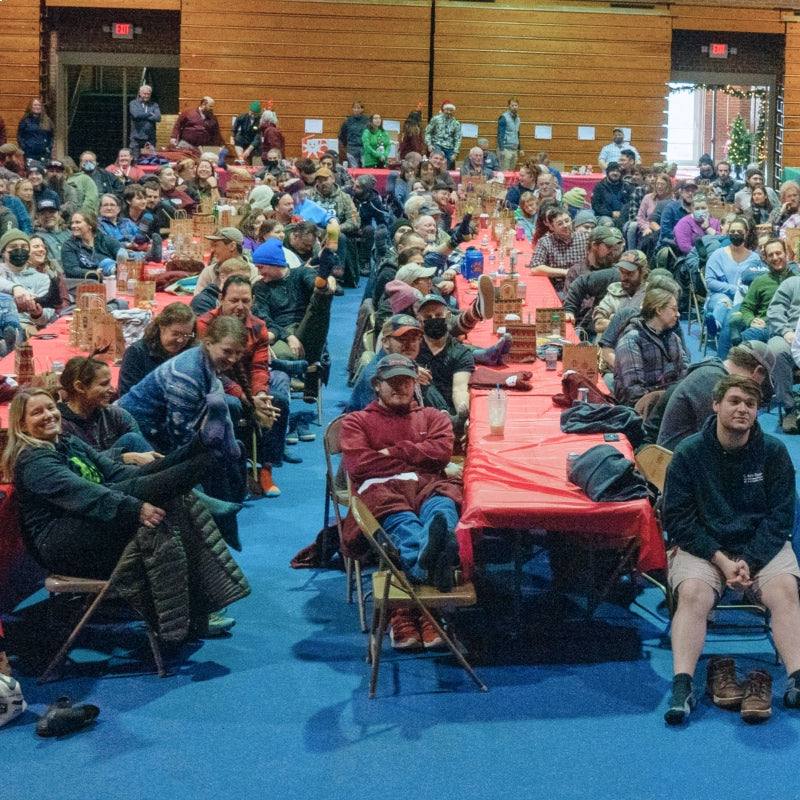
[[116, 251, 128, 293], [551, 312, 561, 337], [509, 249, 518, 273], [488, 249, 497, 274]]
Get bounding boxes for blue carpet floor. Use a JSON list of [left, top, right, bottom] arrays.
[[4, 284, 800, 800]]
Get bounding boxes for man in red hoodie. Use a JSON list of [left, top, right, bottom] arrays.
[[341, 354, 462, 649]]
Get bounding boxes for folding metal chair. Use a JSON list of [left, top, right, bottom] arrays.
[[349, 496, 487, 699], [39, 558, 167, 684], [323, 415, 366, 632]]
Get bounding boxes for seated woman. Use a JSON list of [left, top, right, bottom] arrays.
[[58, 356, 157, 464], [769, 180, 800, 238], [704, 215, 763, 336], [614, 286, 688, 407], [60, 210, 124, 279], [745, 186, 773, 229], [2, 388, 250, 640], [122, 184, 162, 262], [98, 193, 139, 245], [116, 315, 248, 544], [672, 194, 721, 254], [156, 165, 196, 216], [635, 173, 674, 256], [174, 158, 199, 200], [118, 302, 197, 396], [28, 234, 70, 313], [513, 191, 539, 243], [185, 159, 221, 207]]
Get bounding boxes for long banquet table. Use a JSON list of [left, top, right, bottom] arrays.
[[454, 266, 665, 582]]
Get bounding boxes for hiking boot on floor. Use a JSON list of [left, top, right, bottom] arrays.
[[782, 411, 799, 435], [741, 669, 772, 723], [706, 656, 745, 710], [388, 609, 421, 650], [664, 674, 696, 725]]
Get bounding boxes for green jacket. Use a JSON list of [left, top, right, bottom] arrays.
[[361, 128, 391, 168], [739, 266, 797, 327]]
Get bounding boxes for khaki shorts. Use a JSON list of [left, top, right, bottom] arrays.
[[668, 541, 800, 601]]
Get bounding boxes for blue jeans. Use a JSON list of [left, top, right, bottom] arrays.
[[381, 495, 459, 581]]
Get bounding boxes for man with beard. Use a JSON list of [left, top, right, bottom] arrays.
[[142, 180, 175, 233], [593, 253, 649, 335], [33, 201, 69, 262], [562, 224, 625, 294], [307, 167, 360, 287], [44, 160, 68, 205], [696, 154, 717, 185], [734, 167, 780, 214], [170, 96, 224, 149], [591, 162, 631, 226], [341, 353, 463, 613], [598, 127, 640, 170], [710, 161, 741, 204], [347, 173, 388, 276]]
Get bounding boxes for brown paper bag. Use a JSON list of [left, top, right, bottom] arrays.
[[562, 342, 600, 382]]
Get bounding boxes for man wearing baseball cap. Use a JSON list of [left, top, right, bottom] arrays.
[[657, 179, 698, 250], [563, 224, 625, 295], [193, 227, 248, 296], [341, 353, 464, 626], [28, 164, 60, 211]]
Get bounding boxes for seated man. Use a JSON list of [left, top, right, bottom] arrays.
[[592, 254, 649, 336], [191, 256, 254, 316], [251, 235, 337, 400], [460, 146, 494, 180], [662, 374, 800, 725], [415, 294, 475, 416], [341, 353, 463, 654], [529, 205, 591, 295], [348, 314, 449, 414]]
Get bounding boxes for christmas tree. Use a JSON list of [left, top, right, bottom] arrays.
[[726, 115, 752, 170]]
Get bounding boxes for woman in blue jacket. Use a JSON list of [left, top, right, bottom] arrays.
[[16, 99, 53, 162]]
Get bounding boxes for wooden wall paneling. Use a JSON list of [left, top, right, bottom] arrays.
[[781, 21, 800, 165], [433, 3, 671, 168], [0, 0, 43, 142], [179, 0, 432, 157], [669, 4, 784, 33]]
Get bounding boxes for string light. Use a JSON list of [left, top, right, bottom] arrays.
[[669, 84, 768, 164]]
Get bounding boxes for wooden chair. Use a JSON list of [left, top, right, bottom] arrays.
[[634, 444, 673, 493], [349, 496, 487, 699], [39, 559, 167, 684], [323, 415, 366, 633]]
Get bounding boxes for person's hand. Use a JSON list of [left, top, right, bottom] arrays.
[[785, 331, 795, 345], [12, 286, 37, 314], [170, 138, 178, 147], [442, 268, 457, 281], [564, 311, 576, 324], [649, 222, 660, 232], [438, 280, 455, 296], [727, 558, 752, 592], [268, 331, 276, 345], [612, 210, 620, 219], [206, 176, 218, 189], [518, 149, 525, 158], [287, 335, 305, 358], [417, 366, 433, 386], [139, 502, 165, 528], [254, 393, 281, 428], [123, 451, 162, 466], [750, 318, 766, 329]]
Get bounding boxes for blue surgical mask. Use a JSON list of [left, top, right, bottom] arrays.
[[82, 161, 96, 172], [693, 210, 707, 220]]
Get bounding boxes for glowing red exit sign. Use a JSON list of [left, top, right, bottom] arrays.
[[709, 42, 728, 59], [112, 22, 134, 39]]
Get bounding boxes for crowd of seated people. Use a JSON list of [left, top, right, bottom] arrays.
[[6, 90, 800, 729]]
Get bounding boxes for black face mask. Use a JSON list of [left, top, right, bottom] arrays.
[[7, 247, 29, 268], [423, 317, 448, 339], [729, 232, 746, 247]]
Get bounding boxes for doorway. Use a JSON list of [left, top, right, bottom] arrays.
[[56, 54, 179, 167]]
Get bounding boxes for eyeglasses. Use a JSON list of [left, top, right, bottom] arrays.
[[168, 332, 195, 342]]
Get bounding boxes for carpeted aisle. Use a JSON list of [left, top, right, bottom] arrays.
[[4, 282, 800, 800]]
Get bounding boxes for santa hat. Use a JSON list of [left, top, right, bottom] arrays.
[[441, 101, 456, 111]]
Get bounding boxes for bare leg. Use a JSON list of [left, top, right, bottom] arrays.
[[760, 574, 800, 675], [671, 578, 716, 676]]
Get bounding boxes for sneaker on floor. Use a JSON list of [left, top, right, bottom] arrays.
[[664, 675, 696, 725], [782, 411, 799, 435], [259, 467, 281, 497], [282, 447, 302, 464], [741, 669, 772, 723], [476, 273, 495, 319], [388, 610, 422, 649], [418, 614, 446, 649], [706, 655, 745, 710], [784, 675, 800, 708], [296, 418, 316, 442], [285, 422, 299, 446], [195, 611, 236, 638]]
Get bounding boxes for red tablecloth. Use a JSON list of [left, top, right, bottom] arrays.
[[0, 484, 45, 612], [455, 270, 666, 578]]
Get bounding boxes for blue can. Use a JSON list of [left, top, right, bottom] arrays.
[[462, 248, 484, 280]]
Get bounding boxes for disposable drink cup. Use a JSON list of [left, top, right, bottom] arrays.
[[488, 387, 507, 436]]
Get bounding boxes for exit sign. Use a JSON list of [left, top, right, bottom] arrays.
[[112, 22, 134, 39], [709, 42, 728, 59]]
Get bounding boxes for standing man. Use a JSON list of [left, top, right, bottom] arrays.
[[170, 97, 224, 149], [598, 127, 640, 171], [128, 84, 161, 159], [497, 97, 523, 171], [425, 101, 461, 169], [231, 101, 261, 164], [662, 374, 800, 725], [711, 161, 741, 204], [338, 100, 369, 168]]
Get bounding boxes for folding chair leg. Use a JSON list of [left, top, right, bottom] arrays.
[[144, 625, 168, 678], [39, 581, 115, 684], [369, 595, 390, 699], [345, 556, 354, 604], [354, 560, 367, 633]]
